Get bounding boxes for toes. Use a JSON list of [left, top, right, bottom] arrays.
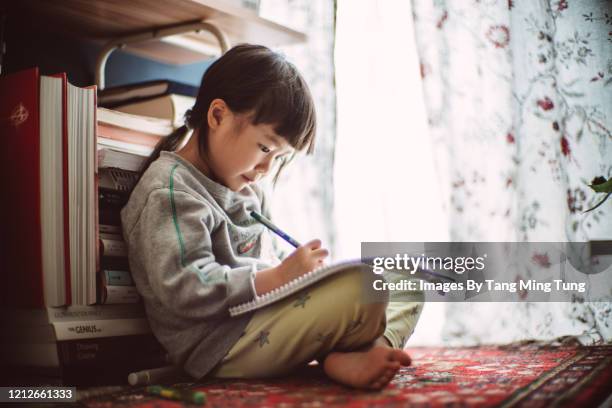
[[383, 361, 400, 377], [381, 367, 398, 384], [390, 349, 411, 366], [388, 361, 400, 370], [385, 367, 398, 378]]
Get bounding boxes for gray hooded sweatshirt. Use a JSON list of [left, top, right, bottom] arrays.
[[121, 151, 279, 378]]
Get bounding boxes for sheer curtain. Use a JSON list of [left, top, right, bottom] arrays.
[[259, 0, 337, 251], [334, 0, 449, 345]]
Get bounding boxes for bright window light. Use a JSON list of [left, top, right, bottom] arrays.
[[334, 0, 449, 345]]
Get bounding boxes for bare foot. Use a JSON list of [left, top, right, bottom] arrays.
[[322, 342, 411, 390]]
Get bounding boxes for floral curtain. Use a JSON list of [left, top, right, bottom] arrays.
[[411, 0, 612, 344]]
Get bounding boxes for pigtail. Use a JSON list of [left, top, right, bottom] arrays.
[[140, 125, 190, 175], [126, 124, 191, 200]]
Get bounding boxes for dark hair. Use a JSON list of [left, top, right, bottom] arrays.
[[138, 43, 316, 185]]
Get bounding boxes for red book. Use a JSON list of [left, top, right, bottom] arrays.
[[0, 68, 44, 307]]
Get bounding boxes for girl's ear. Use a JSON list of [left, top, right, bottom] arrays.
[[207, 99, 228, 130]]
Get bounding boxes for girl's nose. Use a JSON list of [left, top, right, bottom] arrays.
[[256, 157, 274, 175]]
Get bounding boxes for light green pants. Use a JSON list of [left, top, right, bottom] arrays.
[[211, 268, 423, 378]]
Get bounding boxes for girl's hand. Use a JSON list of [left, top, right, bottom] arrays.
[[253, 239, 328, 295], [278, 239, 329, 282]]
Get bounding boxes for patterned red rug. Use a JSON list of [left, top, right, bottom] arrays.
[[78, 344, 612, 407]]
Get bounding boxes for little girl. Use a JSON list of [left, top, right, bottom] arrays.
[[121, 44, 422, 389]]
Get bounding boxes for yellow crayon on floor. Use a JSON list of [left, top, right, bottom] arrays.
[[146, 385, 206, 405]]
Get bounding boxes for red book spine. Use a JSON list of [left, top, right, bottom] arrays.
[[54, 72, 72, 305], [0, 68, 44, 307]]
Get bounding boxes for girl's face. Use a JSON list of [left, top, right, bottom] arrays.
[[207, 100, 295, 192]]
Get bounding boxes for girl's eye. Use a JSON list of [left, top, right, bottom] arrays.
[[259, 144, 271, 153]]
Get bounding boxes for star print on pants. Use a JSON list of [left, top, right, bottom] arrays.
[[255, 330, 270, 347], [293, 292, 311, 308]]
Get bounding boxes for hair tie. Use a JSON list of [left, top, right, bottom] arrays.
[[184, 109, 193, 129]]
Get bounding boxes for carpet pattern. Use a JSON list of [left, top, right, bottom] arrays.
[[77, 343, 612, 407]]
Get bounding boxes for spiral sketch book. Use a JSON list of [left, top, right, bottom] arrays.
[[229, 259, 455, 317], [229, 260, 370, 317]]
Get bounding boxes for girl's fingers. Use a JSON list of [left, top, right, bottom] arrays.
[[312, 248, 329, 259], [304, 239, 322, 250]]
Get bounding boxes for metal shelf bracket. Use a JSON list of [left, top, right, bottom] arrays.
[[95, 20, 230, 90]]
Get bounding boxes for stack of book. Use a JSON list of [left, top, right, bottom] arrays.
[[96, 80, 196, 305], [97, 168, 138, 305], [96, 80, 197, 172], [0, 69, 197, 385]]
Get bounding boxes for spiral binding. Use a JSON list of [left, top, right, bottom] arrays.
[[229, 260, 366, 317]]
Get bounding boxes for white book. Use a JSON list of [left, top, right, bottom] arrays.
[[52, 318, 151, 341], [67, 82, 97, 305], [0, 317, 150, 342], [0, 304, 146, 326], [97, 107, 173, 136], [100, 285, 140, 305], [40, 75, 67, 307], [97, 137, 154, 157], [115, 93, 195, 128]]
